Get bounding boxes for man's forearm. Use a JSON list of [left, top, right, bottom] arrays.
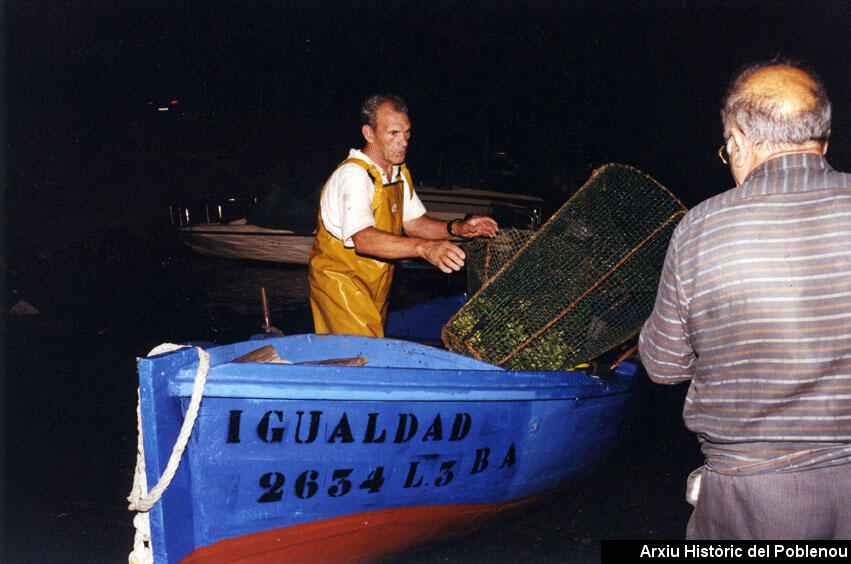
[[403, 215, 454, 240], [351, 226, 428, 259], [404, 214, 499, 240], [351, 226, 466, 273]]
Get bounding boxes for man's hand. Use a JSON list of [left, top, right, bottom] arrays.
[[417, 239, 466, 273], [454, 216, 499, 238]]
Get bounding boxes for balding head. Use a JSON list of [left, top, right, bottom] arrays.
[[721, 61, 831, 147]]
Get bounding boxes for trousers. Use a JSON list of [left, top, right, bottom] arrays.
[[687, 463, 851, 539]]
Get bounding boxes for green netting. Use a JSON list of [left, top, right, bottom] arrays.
[[443, 163, 687, 370], [464, 228, 535, 296]]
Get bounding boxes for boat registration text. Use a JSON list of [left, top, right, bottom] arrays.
[[222, 409, 519, 503]]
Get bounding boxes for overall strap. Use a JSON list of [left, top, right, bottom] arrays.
[[342, 158, 412, 201], [341, 158, 383, 188]]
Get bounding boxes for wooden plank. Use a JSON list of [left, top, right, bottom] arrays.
[[233, 345, 368, 366], [233, 345, 286, 363]]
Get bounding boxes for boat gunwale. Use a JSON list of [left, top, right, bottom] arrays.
[[149, 340, 638, 402], [168, 367, 636, 401]]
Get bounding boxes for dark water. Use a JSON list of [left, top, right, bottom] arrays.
[[2, 228, 702, 563]]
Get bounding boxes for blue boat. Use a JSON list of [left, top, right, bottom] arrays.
[[129, 301, 640, 563]]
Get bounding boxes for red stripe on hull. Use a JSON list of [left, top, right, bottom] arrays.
[[180, 490, 557, 563]]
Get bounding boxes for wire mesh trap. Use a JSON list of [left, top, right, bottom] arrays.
[[443, 163, 687, 370]]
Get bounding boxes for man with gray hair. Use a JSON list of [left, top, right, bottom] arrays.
[[639, 61, 851, 539]]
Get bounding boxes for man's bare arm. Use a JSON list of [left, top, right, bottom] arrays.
[[404, 215, 499, 240], [351, 227, 466, 273]]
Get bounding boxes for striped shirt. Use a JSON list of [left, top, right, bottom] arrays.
[[639, 154, 851, 474]]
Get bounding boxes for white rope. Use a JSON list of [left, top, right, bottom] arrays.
[[127, 344, 211, 564]]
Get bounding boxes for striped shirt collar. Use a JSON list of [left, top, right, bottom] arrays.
[[744, 152, 832, 184]]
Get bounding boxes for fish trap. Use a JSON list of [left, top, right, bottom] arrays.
[[443, 163, 687, 370], [463, 227, 535, 296]]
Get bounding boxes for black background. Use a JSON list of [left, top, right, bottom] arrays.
[[5, 1, 851, 250]]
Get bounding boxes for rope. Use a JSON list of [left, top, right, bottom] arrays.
[[127, 344, 211, 564]]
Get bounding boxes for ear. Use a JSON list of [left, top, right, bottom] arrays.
[[729, 126, 749, 164], [362, 124, 375, 144]]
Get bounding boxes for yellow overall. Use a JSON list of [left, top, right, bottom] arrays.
[[308, 158, 413, 337]]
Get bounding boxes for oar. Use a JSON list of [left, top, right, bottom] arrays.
[[260, 287, 283, 336]]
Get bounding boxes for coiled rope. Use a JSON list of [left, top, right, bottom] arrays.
[[127, 344, 210, 564]]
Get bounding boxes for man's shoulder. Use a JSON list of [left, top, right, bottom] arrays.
[[681, 184, 738, 224], [330, 159, 374, 185], [339, 149, 379, 170]]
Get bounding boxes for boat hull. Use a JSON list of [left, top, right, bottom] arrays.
[[179, 223, 315, 264], [181, 490, 557, 563], [138, 335, 638, 563]]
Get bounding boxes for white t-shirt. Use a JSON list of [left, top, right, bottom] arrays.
[[319, 149, 427, 247]]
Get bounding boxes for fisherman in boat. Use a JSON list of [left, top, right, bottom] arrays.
[[639, 61, 851, 539], [308, 93, 498, 337]]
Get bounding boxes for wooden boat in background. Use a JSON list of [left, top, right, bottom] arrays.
[[134, 327, 639, 563], [173, 186, 545, 265], [178, 220, 315, 265]]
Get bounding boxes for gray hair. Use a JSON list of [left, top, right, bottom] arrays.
[[721, 61, 831, 146], [360, 93, 409, 129]]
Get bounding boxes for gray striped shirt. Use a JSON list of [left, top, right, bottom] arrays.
[[639, 154, 851, 474]]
